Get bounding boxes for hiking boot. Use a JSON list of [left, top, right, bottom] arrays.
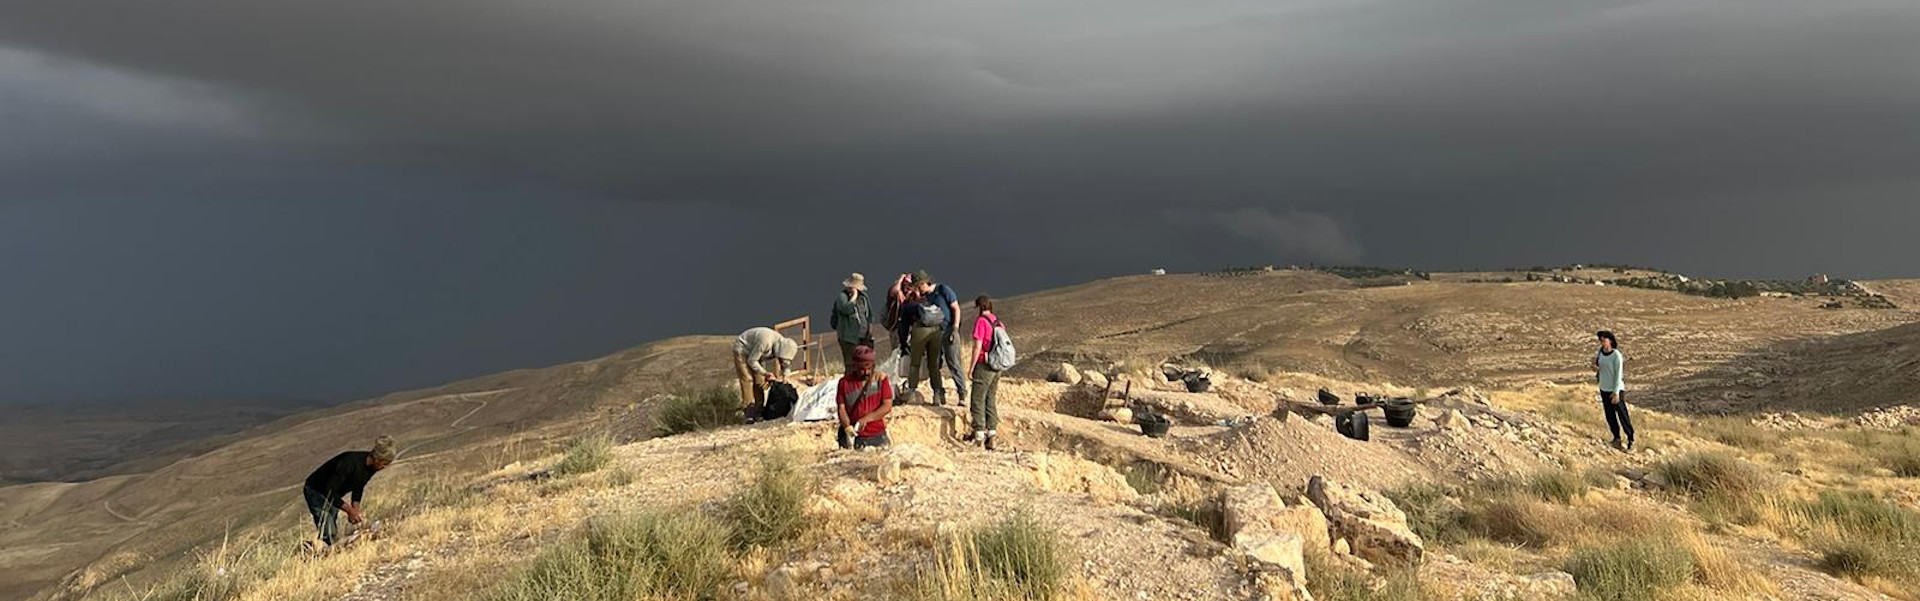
[[933, 391, 947, 406], [1609, 437, 1622, 450], [984, 433, 997, 451], [1624, 439, 1635, 452]]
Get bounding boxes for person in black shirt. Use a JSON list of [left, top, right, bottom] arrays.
[[302, 436, 396, 546]]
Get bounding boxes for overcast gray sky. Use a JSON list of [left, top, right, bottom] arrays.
[[2, 0, 1917, 403]]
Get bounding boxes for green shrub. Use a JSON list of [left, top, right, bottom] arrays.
[[1792, 490, 1920, 543], [1817, 538, 1901, 581], [491, 509, 732, 601], [725, 453, 811, 549], [553, 432, 613, 476], [652, 385, 742, 437], [1763, 491, 1920, 590], [1385, 483, 1469, 545], [1654, 452, 1768, 523], [1564, 537, 1695, 601]]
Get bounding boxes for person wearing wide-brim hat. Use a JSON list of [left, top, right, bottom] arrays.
[[831, 273, 874, 368]]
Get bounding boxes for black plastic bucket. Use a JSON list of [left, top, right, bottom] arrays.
[[1137, 412, 1172, 438], [1184, 374, 1212, 393], [1383, 399, 1417, 428], [1316, 388, 1343, 406]]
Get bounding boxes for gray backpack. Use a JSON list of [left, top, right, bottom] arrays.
[[915, 301, 946, 327], [984, 316, 1017, 371]]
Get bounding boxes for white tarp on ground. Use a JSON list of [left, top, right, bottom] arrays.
[[794, 354, 904, 422], [791, 375, 842, 422]]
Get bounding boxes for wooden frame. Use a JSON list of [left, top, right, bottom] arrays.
[[772, 316, 816, 375]]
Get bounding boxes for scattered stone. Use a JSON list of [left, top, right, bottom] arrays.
[[1023, 453, 1139, 503], [1233, 530, 1314, 601], [1099, 407, 1135, 424], [1434, 409, 1464, 429], [1051, 363, 1083, 385], [1083, 370, 1111, 389], [1516, 570, 1578, 598], [1305, 475, 1425, 565], [1221, 483, 1332, 552], [1854, 405, 1920, 430]]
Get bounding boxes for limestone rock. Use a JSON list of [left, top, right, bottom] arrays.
[[1517, 570, 1577, 598], [1434, 408, 1465, 429], [875, 456, 902, 485], [1305, 475, 1424, 565], [1098, 406, 1135, 424], [1023, 453, 1138, 503], [1221, 483, 1332, 552], [887, 443, 956, 472], [1050, 363, 1082, 385], [1233, 531, 1314, 601], [1082, 370, 1110, 389]]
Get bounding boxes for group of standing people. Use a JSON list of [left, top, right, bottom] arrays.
[[740, 270, 1010, 451]]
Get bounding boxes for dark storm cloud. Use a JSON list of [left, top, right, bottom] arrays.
[[3, 0, 1919, 402], [6, 0, 1918, 212]]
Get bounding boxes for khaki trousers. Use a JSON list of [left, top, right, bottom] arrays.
[[732, 352, 766, 409]]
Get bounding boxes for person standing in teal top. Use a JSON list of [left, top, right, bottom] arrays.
[[1593, 330, 1634, 451], [830, 273, 872, 367]]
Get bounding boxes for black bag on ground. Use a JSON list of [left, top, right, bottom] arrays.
[[1183, 373, 1212, 393], [1335, 411, 1371, 441], [1317, 388, 1343, 406], [762, 381, 798, 419]]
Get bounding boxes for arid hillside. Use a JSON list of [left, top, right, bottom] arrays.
[[1, 335, 735, 601], [9, 270, 1920, 601], [0, 399, 323, 484], [999, 271, 1916, 400]]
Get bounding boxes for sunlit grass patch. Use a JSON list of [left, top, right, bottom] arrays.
[[913, 511, 1071, 601], [652, 384, 742, 437], [553, 432, 613, 476]]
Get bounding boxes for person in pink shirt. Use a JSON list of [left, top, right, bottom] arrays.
[[967, 295, 1005, 450]]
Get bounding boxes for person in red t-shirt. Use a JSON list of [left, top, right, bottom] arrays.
[[836, 345, 894, 449]]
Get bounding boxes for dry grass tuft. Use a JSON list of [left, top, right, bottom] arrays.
[[109, 530, 298, 601], [553, 432, 613, 476], [914, 512, 1070, 601], [1564, 536, 1695, 601], [652, 384, 742, 437], [1476, 468, 1591, 504], [1303, 549, 1431, 601], [1652, 451, 1770, 525], [490, 508, 733, 601], [725, 452, 813, 550]]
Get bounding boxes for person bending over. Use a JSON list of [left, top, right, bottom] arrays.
[[303, 435, 396, 547]]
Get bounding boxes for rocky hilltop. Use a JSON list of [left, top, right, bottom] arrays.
[[11, 270, 1920, 601]]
